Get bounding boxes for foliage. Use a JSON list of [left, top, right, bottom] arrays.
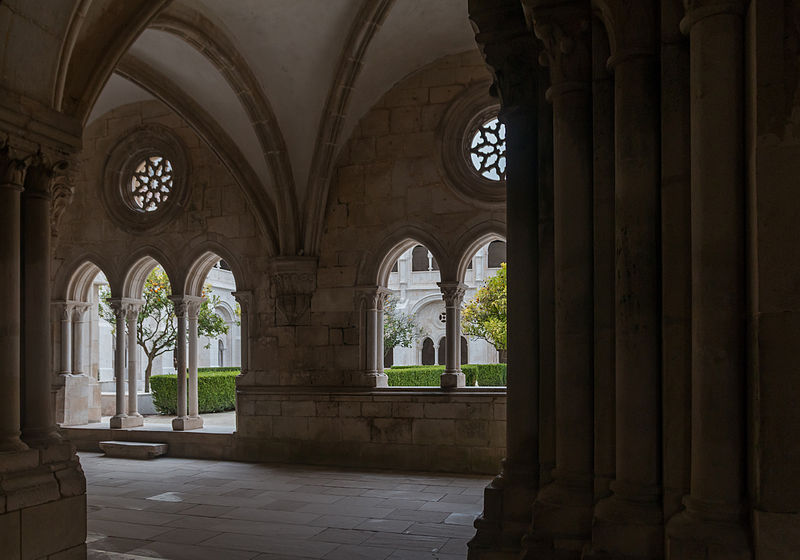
[[383, 294, 426, 357], [99, 267, 229, 392], [150, 369, 238, 415], [461, 262, 507, 351], [385, 364, 507, 387]]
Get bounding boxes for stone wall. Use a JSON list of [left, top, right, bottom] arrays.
[[236, 389, 506, 474], [0, 444, 86, 559]]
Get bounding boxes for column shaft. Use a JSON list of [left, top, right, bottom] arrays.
[[60, 307, 73, 374], [0, 151, 27, 452], [187, 299, 203, 427], [126, 305, 142, 426], [110, 301, 127, 426], [72, 306, 88, 375], [439, 283, 466, 388], [666, 2, 750, 557], [175, 302, 187, 420]]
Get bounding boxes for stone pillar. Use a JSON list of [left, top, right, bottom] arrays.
[[438, 282, 466, 388], [529, 2, 595, 552], [170, 297, 199, 430], [109, 299, 128, 428], [361, 287, 390, 387], [125, 302, 143, 427], [59, 303, 75, 374], [665, 1, 751, 558], [21, 156, 62, 445], [72, 304, 90, 375], [185, 297, 204, 429], [0, 145, 28, 452], [591, 3, 664, 556], [232, 290, 252, 376]]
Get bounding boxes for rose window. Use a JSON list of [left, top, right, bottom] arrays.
[[129, 156, 173, 212], [469, 117, 506, 181]]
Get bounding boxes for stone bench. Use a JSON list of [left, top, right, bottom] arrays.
[[99, 441, 168, 460]]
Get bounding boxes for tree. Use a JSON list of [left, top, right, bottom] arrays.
[[99, 268, 229, 392], [383, 295, 426, 363], [462, 262, 507, 359]]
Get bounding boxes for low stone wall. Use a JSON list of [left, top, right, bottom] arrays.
[[235, 387, 506, 474], [0, 443, 86, 559]]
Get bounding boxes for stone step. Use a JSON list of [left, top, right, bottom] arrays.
[[99, 441, 168, 460]]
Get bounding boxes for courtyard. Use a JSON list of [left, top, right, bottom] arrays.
[[83, 452, 486, 559]]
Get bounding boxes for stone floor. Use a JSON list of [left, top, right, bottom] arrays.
[[82, 451, 488, 559]]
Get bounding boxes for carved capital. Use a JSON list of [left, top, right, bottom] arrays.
[[357, 286, 392, 311], [184, 296, 204, 319], [125, 302, 142, 322], [438, 282, 467, 307], [107, 298, 127, 322], [168, 295, 188, 318], [58, 301, 76, 321], [530, 2, 592, 94], [269, 257, 318, 325], [232, 290, 253, 313], [0, 141, 29, 191], [72, 302, 91, 322], [470, 0, 541, 110], [50, 158, 77, 237]]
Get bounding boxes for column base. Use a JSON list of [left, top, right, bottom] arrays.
[[22, 426, 63, 448], [110, 415, 144, 429], [665, 498, 751, 560], [441, 371, 466, 388], [0, 433, 30, 453], [363, 372, 389, 388], [590, 489, 664, 559], [172, 416, 204, 431], [528, 478, 593, 556]]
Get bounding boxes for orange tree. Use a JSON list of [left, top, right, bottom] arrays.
[[461, 262, 507, 358], [100, 267, 228, 391]]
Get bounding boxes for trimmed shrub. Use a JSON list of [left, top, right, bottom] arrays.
[[385, 364, 507, 387], [150, 369, 239, 415]]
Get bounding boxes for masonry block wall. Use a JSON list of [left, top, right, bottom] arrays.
[[54, 52, 508, 476]]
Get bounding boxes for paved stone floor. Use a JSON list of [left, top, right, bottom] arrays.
[[82, 451, 488, 559]]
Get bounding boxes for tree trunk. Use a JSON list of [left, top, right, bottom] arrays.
[[145, 359, 153, 393]]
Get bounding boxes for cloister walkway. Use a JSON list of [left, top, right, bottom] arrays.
[[82, 452, 486, 559]]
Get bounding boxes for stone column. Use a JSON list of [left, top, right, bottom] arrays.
[[21, 156, 62, 445], [170, 297, 194, 430], [666, 1, 750, 558], [438, 282, 466, 388], [529, 2, 595, 551], [592, 3, 664, 556], [125, 302, 143, 427], [185, 297, 204, 429], [59, 303, 75, 374], [72, 304, 90, 375], [232, 290, 252, 376], [361, 287, 389, 387], [109, 299, 128, 428], [0, 145, 28, 452]]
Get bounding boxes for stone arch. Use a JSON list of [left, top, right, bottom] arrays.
[[182, 240, 247, 298], [360, 224, 450, 287], [120, 246, 178, 299], [58, 253, 117, 301], [453, 221, 507, 282]]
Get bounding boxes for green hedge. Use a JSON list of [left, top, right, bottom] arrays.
[[385, 364, 506, 387], [150, 369, 239, 415]]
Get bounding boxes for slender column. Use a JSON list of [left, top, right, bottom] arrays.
[[232, 291, 252, 376], [125, 302, 143, 427], [438, 282, 466, 388], [666, 1, 750, 557], [360, 287, 389, 387], [60, 303, 75, 374], [186, 297, 204, 428], [72, 304, 90, 375], [591, 3, 664, 556], [109, 300, 128, 428], [529, 1, 595, 550], [0, 146, 28, 452], [170, 297, 188, 429]]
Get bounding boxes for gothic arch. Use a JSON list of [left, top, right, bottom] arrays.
[[120, 246, 177, 299], [359, 224, 450, 287], [56, 252, 117, 301], [453, 221, 507, 281], [181, 239, 247, 298]]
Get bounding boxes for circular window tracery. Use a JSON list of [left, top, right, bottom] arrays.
[[130, 156, 173, 212], [469, 117, 506, 181]]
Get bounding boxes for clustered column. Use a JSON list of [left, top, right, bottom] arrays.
[[363, 287, 390, 388], [529, 2, 595, 551], [109, 299, 128, 428], [0, 145, 29, 452], [438, 282, 466, 388], [186, 297, 204, 428], [72, 303, 91, 375], [125, 302, 143, 427]]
